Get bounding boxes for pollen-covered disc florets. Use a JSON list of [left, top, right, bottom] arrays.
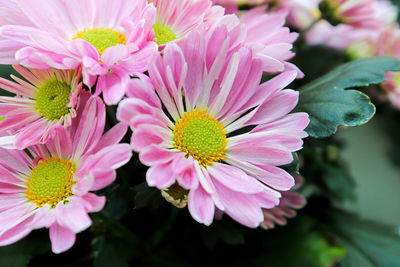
[[35, 79, 72, 120], [173, 109, 227, 166], [25, 157, 76, 208], [73, 27, 126, 55], [152, 23, 177, 45]]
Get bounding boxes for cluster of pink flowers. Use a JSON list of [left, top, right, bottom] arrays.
[[0, 0, 309, 253], [215, 0, 400, 109], [303, 0, 400, 109]]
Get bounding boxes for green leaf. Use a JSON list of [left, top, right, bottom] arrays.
[[253, 216, 346, 267], [326, 210, 400, 267], [301, 142, 356, 202], [295, 56, 400, 138], [302, 233, 346, 267]]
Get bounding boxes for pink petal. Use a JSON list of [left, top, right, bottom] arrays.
[[187, 186, 215, 226], [116, 98, 157, 126], [47, 126, 72, 159], [83, 143, 132, 170], [0, 219, 32, 246], [125, 77, 161, 109], [72, 96, 105, 160], [213, 180, 264, 228], [131, 125, 170, 151], [81, 193, 106, 213], [245, 89, 299, 126], [208, 163, 264, 194], [29, 205, 56, 229], [89, 122, 128, 154], [49, 223, 76, 254], [55, 196, 92, 233], [97, 66, 130, 105], [90, 169, 116, 191], [255, 165, 295, 191], [146, 162, 175, 189], [139, 145, 175, 166], [228, 143, 293, 166]]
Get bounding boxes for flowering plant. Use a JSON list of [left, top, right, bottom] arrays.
[[0, 0, 400, 265]]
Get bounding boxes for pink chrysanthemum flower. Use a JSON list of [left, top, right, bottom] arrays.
[[0, 93, 132, 253], [117, 29, 309, 227], [206, 5, 303, 77], [261, 174, 305, 229], [319, 0, 389, 29], [149, 0, 211, 47], [306, 0, 396, 50], [305, 20, 377, 50], [0, 0, 157, 105], [0, 66, 82, 149]]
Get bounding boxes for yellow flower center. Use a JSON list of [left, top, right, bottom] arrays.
[[25, 157, 76, 208], [73, 27, 126, 55], [173, 109, 227, 166], [35, 79, 71, 120], [152, 23, 177, 45]]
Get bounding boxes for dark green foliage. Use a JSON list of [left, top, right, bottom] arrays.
[[316, 209, 400, 267], [301, 138, 356, 202], [295, 57, 400, 137]]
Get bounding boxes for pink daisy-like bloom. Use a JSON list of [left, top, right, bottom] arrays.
[[117, 29, 309, 227], [206, 5, 303, 77], [0, 66, 82, 149], [305, 20, 378, 50], [0, 0, 157, 105], [319, 0, 389, 29], [0, 92, 132, 253], [149, 0, 212, 47], [306, 0, 396, 50], [261, 174, 305, 229]]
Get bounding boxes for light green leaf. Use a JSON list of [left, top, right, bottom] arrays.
[[295, 56, 400, 137]]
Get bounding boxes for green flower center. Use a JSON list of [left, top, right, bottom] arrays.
[[25, 157, 76, 208], [35, 79, 71, 120], [153, 23, 177, 45], [73, 27, 126, 55], [173, 109, 227, 166]]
